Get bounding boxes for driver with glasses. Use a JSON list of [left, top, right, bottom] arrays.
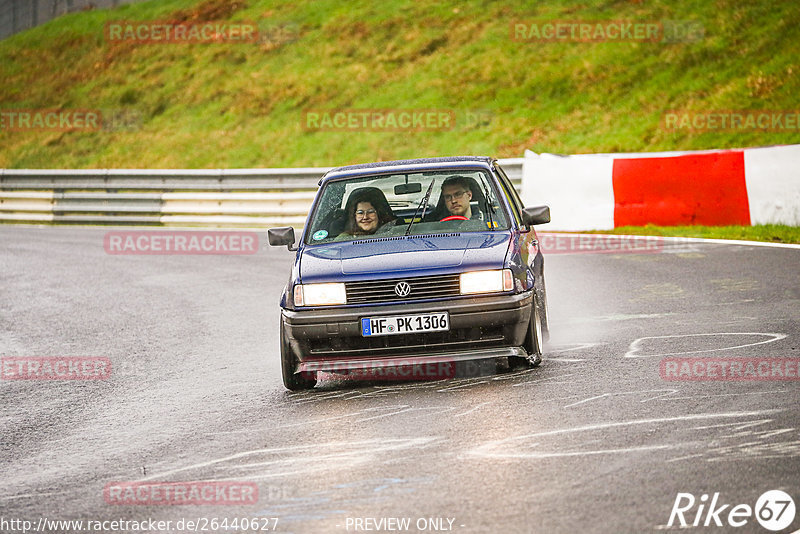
[[440, 176, 480, 221]]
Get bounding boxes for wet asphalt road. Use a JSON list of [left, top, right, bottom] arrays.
[[1, 226, 799, 534]]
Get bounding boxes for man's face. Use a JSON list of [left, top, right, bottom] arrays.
[[441, 183, 472, 217]]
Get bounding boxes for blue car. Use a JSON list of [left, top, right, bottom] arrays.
[[268, 157, 551, 390]]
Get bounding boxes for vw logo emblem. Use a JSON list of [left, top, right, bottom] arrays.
[[394, 281, 411, 297]]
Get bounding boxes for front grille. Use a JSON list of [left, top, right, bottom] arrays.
[[306, 325, 507, 356], [346, 273, 461, 304]]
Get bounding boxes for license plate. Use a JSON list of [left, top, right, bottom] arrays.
[[361, 312, 449, 337]]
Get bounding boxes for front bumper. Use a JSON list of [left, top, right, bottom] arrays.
[[282, 291, 532, 373]]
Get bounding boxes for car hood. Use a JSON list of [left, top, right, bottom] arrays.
[[299, 232, 510, 282]]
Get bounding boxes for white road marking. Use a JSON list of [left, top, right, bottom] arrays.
[[241, 405, 411, 430], [624, 332, 787, 358], [691, 419, 773, 432], [0, 491, 65, 501], [665, 453, 706, 463], [436, 379, 489, 392], [564, 233, 800, 251], [588, 313, 675, 322], [467, 410, 783, 459], [654, 235, 800, 250], [650, 389, 793, 402], [135, 437, 439, 483], [547, 342, 605, 353], [356, 405, 416, 422], [529, 445, 673, 457], [563, 389, 680, 408], [639, 390, 681, 402], [359, 405, 457, 421], [454, 402, 492, 417], [491, 368, 534, 380], [289, 390, 361, 404], [563, 393, 610, 408]]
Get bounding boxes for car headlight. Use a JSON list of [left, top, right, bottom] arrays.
[[460, 269, 514, 295], [294, 283, 347, 306]]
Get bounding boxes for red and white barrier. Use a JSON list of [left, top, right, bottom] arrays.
[[521, 144, 800, 230]]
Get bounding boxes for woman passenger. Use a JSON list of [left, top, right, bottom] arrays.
[[339, 188, 395, 237]]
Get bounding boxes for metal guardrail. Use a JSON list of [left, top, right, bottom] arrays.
[[0, 159, 524, 227], [0, 0, 143, 41]]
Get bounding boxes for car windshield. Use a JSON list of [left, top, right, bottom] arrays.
[[304, 169, 510, 244]]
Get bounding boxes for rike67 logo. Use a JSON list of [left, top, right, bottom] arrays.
[[668, 490, 795, 531]]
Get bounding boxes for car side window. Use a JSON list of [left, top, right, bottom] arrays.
[[495, 165, 524, 226]]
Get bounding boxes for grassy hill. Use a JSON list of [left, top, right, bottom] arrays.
[[0, 0, 798, 168]]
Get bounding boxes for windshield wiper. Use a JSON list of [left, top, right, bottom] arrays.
[[405, 177, 435, 236], [480, 176, 495, 231]]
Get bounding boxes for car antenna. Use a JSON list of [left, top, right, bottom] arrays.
[[406, 177, 435, 236]]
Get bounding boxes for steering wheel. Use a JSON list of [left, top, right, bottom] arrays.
[[440, 215, 468, 222]]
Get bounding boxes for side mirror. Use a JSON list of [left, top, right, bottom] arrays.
[[522, 205, 551, 226], [268, 227, 298, 251]]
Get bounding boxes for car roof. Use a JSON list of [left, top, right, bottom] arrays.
[[321, 156, 496, 183]]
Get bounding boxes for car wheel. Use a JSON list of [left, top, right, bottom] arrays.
[[280, 319, 316, 391], [509, 294, 543, 370], [526, 294, 543, 366], [538, 276, 550, 343]]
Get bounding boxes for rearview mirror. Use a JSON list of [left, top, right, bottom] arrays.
[[268, 227, 297, 251], [395, 183, 422, 195], [522, 205, 551, 226]]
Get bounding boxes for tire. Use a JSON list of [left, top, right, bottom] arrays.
[[525, 294, 543, 366], [509, 294, 543, 370], [280, 319, 316, 391], [538, 276, 550, 343]]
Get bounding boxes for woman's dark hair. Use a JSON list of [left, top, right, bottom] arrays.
[[343, 187, 395, 235]]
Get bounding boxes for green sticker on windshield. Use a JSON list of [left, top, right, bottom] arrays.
[[312, 230, 328, 240]]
